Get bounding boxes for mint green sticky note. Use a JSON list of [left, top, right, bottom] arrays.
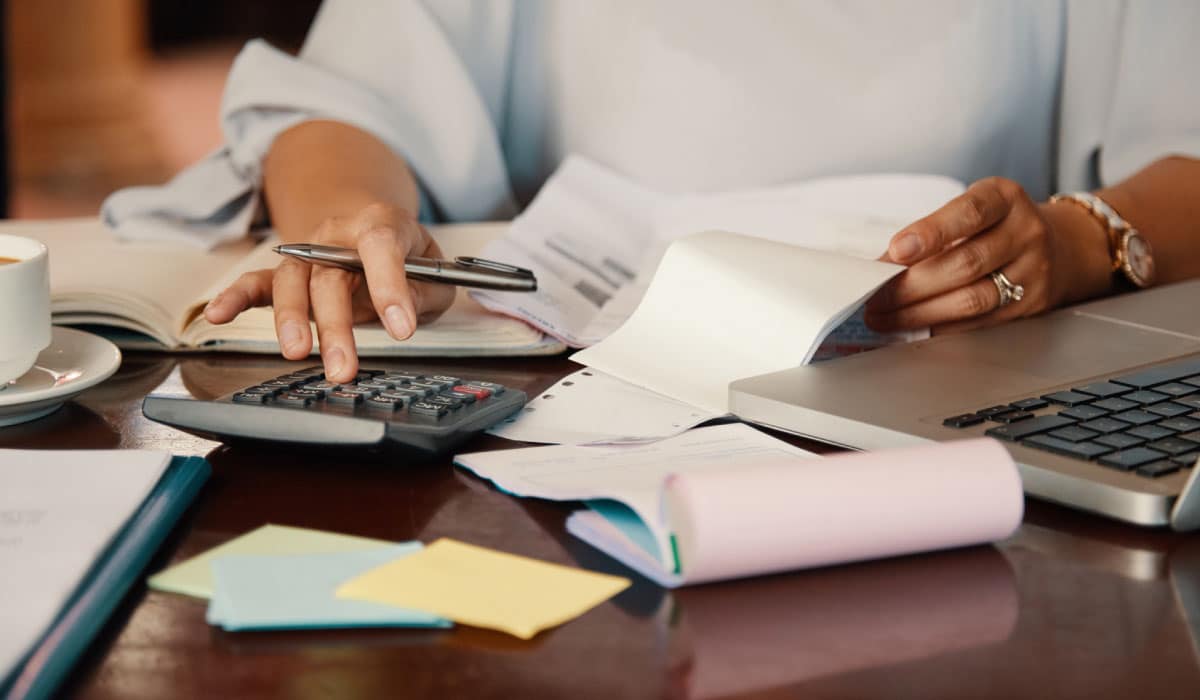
[[206, 544, 451, 631]]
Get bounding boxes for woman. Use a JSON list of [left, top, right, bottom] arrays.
[[109, 1, 1200, 383]]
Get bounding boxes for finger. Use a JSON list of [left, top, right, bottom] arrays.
[[868, 222, 1020, 313], [309, 265, 360, 383], [867, 254, 1037, 333], [355, 217, 420, 340], [272, 258, 313, 360], [203, 269, 275, 324], [933, 260, 1040, 335], [884, 177, 1018, 265]]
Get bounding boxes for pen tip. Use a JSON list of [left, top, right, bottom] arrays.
[[272, 245, 283, 253]]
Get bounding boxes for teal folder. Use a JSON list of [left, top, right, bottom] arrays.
[[1, 456, 210, 700]]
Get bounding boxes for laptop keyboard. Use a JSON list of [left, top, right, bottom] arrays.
[[944, 357, 1200, 479]]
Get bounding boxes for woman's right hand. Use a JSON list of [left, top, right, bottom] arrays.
[[202, 202, 456, 384]]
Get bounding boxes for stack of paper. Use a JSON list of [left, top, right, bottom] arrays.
[[149, 525, 629, 639]]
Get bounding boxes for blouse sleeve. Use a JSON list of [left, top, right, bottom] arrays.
[[1058, 0, 1200, 192], [102, 0, 517, 249]]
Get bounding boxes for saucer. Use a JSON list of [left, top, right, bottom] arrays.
[[0, 327, 122, 427]]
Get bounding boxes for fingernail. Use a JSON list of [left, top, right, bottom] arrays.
[[279, 320, 303, 354], [890, 233, 922, 262], [384, 305, 412, 339], [326, 347, 345, 380]]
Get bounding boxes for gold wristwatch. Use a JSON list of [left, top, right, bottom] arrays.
[[1050, 191, 1156, 289]]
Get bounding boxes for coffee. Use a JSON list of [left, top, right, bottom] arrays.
[[0, 256, 21, 265]]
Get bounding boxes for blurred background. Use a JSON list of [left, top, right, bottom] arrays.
[[5, 0, 321, 219]]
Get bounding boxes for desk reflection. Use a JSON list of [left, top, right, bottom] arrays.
[[673, 546, 1017, 698]]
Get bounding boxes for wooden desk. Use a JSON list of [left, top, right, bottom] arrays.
[[4, 352, 1200, 699]]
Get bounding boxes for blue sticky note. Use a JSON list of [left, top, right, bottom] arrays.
[[206, 544, 451, 631]]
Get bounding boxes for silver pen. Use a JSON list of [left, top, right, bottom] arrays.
[[274, 244, 538, 292]]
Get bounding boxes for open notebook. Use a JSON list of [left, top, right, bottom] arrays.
[[9, 218, 562, 356]]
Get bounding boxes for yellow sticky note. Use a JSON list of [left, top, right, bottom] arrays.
[[336, 538, 631, 639], [148, 524, 392, 599]]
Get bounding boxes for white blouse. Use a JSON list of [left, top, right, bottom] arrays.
[[102, 0, 1200, 248]]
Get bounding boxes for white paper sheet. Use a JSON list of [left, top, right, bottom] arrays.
[[0, 449, 170, 682], [456, 424, 815, 564], [471, 156, 665, 347], [487, 368, 720, 445], [572, 231, 904, 414]]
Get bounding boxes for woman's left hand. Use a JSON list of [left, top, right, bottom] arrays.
[[864, 177, 1088, 335]]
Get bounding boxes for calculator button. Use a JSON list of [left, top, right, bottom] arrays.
[[291, 387, 326, 400], [263, 379, 300, 389], [444, 390, 478, 404], [944, 413, 984, 428], [232, 392, 271, 404], [376, 391, 411, 406], [383, 373, 422, 383], [453, 385, 492, 399], [390, 387, 430, 399], [429, 395, 465, 410], [366, 396, 401, 411], [357, 380, 393, 391], [407, 381, 442, 393], [327, 391, 364, 405], [275, 393, 313, 408], [429, 375, 462, 385], [309, 381, 342, 391], [1041, 391, 1094, 407], [1097, 447, 1167, 471], [296, 366, 326, 377], [465, 381, 506, 395], [410, 401, 448, 417], [341, 386, 378, 397]]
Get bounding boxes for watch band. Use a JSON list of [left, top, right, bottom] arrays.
[[1049, 191, 1155, 288]]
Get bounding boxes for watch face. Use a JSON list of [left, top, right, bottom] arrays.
[[1122, 232, 1155, 287]]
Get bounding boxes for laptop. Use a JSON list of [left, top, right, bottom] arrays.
[[729, 278, 1200, 531]]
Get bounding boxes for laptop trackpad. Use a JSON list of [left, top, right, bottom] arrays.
[[926, 312, 1200, 382]]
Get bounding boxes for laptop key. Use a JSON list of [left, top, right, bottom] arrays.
[[1059, 405, 1108, 421], [1136, 460, 1182, 478], [1159, 418, 1200, 433], [1179, 430, 1200, 444], [993, 411, 1033, 424], [1173, 395, 1200, 410], [1010, 397, 1050, 411], [1078, 417, 1130, 434], [1073, 381, 1131, 398], [1111, 358, 1200, 389], [1184, 376, 1200, 389], [1093, 397, 1138, 413], [1111, 410, 1160, 426], [1122, 390, 1170, 405], [1042, 390, 1094, 407], [1153, 382, 1197, 397], [1147, 437, 1200, 456], [232, 392, 271, 404], [1095, 433, 1146, 450], [944, 413, 984, 428], [1048, 426, 1100, 442], [977, 405, 1015, 417], [1098, 447, 1168, 471], [1022, 435, 1112, 460], [1126, 424, 1177, 441], [1170, 452, 1199, 467], [1146, 402, 1193, 418], [984, 414, 1075, 441]]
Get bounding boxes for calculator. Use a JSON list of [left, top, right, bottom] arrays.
[[142, 366, 526, 457]]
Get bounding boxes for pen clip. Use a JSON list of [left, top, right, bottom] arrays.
[[454, 256, 535, 278]]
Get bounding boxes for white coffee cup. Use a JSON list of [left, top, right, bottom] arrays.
[[0, 234, 51, 386]]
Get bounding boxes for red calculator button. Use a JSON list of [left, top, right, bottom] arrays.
[[453, 385, 491, 399]]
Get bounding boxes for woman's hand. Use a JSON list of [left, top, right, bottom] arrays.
[[864, 177, 1109, 335], [202, 202, 455, 383]]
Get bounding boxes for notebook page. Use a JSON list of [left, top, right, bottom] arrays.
[[572, 231, 904, 414], [19, 218, 254, 346], [178, 223, 552, 353], [0, 449, 170, 683]]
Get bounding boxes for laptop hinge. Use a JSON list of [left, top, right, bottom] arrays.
[[1170, 457, 1200, 531]]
